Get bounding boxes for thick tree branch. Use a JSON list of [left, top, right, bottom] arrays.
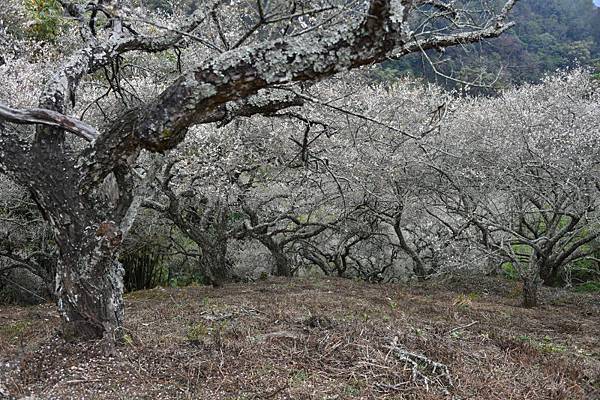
[[79, 89, 304, 189], [33, 3, 212, 146], [203, 89, 304, 126], [81, 0, 517, 187], [0, 103, 99, 142], [121, 0, 405, 150]]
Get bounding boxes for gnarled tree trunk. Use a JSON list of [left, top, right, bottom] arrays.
[[258, 236, 292, 277], [57, 245, 124, 341], [393, 218, 427, 280], [34, 178, 129, 341], [198, 234, 230, 287], [539, 260, 563, 287]]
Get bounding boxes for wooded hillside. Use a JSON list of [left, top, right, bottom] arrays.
[[383, 0, 600, 87]]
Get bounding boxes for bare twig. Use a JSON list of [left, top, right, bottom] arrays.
[[448, 320, 478, 335]]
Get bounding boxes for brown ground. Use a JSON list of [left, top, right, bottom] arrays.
[[0, 276, 598, 400]]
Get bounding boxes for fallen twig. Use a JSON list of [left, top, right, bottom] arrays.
[[384, 336, 453, 395], [448, 321, 478, 335]]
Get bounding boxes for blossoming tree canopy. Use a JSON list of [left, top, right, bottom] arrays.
[[0, 0, 519, 343]]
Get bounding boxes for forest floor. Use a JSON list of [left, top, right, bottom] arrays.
[[0, 276, 598, 400]]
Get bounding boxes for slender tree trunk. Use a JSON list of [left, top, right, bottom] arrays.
[[521, 257, 541, 308], [335, 257, 347, 277], [393, 219, 427, 280], [522, 277, 539, 308]]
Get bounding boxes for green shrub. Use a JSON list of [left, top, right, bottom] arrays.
[[567, 259, 600, 285], [25, 0, 64, 41], [186, 322, 208, 345], [0, 321, 30, 343], [501, 262, 519, 280], [121, 244, 168, 292], [573, 281, 600, 293], [453, 292, 479, 309]]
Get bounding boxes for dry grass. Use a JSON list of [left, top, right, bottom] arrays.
[[0, 276, 598, 399]]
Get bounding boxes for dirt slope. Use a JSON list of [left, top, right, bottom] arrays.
[[1, 276, 598, 399]]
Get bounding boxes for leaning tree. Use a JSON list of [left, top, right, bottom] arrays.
[[0, 0, 519, 342]]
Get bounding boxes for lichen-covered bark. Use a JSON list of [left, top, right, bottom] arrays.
[[57, 236, 124, 341], [55, 220, 125, 341], [26, 150, 127, 340], [107, 0, 402, 153], [0, 124, 30, 178], [1, 121, 127, 340]]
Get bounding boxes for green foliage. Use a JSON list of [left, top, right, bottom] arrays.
[[290, 369, 309, 385], [501, 262, 519, 281], [187, 320, 229, 347], [569, 249, 600, 284], [512, 243, 533, 258], [384, 0, 600, 88], [370, 66, 405, 83], [120, 243, 169, 292], [573, 281, 600, 293], [122, 333, 134, 346], [25, 0, 64, 41], [499, 213, 600, 288], [186, 322, 209, 344], [0, 321, 30, 343], [343, 383, 361, 396], [168, 271, 207, 288], [518, 334, 567, 354], [228, 211, 244, 222], [160, 128, 174, 139], [453, 292, 479, 309], [387, 297, 398, 311]]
